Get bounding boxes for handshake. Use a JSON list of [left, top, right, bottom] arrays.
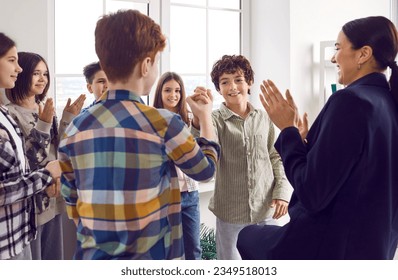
[[44, 160, 62, 198]]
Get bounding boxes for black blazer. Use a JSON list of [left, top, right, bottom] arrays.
[[272, 72, 398, 259]]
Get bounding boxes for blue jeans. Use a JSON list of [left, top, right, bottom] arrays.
[[181, 191, 202, 260]]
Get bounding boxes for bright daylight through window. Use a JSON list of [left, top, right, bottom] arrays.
[[54, 0, 243, 116]]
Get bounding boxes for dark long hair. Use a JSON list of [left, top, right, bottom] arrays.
[[342, 16, 398, 105], [153, 72, 189, 125], [6, 52, 50, 104], [0, 32, 16, 58]]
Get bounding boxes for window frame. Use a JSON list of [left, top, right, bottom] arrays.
[[158, 0, 249, 105], [50, 0, 249, 112]]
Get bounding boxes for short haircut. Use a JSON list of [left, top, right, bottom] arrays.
[[95, 9, 166, 83], [0, 32, 16, 58], [6, 52, 50, 104], [83, 62, 102, 84], [210, 54, 254, 94]]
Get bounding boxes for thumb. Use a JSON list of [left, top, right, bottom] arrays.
[[303, 112, 308, 127]]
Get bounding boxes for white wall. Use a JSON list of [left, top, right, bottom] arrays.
[[249, 0, 291, 108], [250, 0, 391, 121], [1, 0, 395, 242], [0, 0, 55, 101]]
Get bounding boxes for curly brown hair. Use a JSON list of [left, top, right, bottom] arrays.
[[210, 54, 254, 94]]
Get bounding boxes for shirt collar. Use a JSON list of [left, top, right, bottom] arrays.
[[219, 102, 256, 121], [99, 89, 145, 104]]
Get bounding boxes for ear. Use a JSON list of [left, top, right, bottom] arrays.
[[86, 83, 94, 93], [140, 57, 152, 77], [358, 46, 373, 65]]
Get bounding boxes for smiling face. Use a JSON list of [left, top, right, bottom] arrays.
[[218, 70, 251, 107], [0, 46, 22, 89], [331, 30, 363, 86], [29, 61, 48, 97], [161, 79, 181, 112]]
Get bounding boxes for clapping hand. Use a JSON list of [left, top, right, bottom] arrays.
[[260, 80, 299, 131], [186, 87, 213, 122], [38, 98, 55, 123], [64, 94, 86, 116]]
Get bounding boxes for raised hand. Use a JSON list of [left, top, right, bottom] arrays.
[[186, 86, 216, 141], [64, 94, 86, 116], [260, 79, 298, 131], [38, 98, 55, 123], [298, 112, 309, 142], [186, 87, 213, 120]]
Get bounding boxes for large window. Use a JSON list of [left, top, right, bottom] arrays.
[[54, 0, 246, 115], [161, 0, 244, 109], [54, 0, 151, 117]]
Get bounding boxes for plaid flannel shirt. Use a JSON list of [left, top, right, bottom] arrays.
[[59, 90, 219, 260], [0, 106, 53, 260]]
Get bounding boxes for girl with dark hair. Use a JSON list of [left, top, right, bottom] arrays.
[[0, 34, 61, 260], [5, 52, 85, 260], [238, 16, 398, 260], [153, 72, 201, 259]]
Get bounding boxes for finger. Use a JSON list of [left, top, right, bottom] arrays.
[[266, 79, 285, 102], [259, 91, 270, 112], [45, 98, 55, 112], [194, 94, 210, 104], [273, 205, 283, 219], [285, 89, 297, 110], [261, 81, 274, 106], [55, 179, 61, 197], [206, 89, 213, 102], [303, 112, 308, 128], [65, 98, 71, 107], [78, 94, 86, 104]]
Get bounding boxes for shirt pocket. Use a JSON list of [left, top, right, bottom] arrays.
[[253, 134, 270, 160]]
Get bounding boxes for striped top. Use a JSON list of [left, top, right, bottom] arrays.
[[58, 90, 219, 260], [193, 102, 292, 224]]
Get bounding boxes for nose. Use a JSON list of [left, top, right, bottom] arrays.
[[38, 73, 47, 80], [230, 81, 237, 90], [331, 55, 336, 64], [16, 63, 22, 73]]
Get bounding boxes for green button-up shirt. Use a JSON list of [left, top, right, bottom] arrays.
[[194, 102, 292, 224]]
